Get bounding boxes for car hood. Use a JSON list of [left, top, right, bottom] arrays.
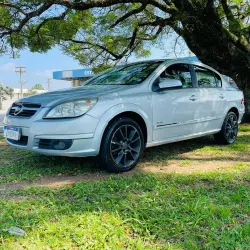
[[18, 85, 132, 107]]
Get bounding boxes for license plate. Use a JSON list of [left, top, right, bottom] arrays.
[[4, 126, 21, 141]]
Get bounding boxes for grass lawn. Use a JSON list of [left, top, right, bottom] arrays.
[[1, 125, 250, 249]]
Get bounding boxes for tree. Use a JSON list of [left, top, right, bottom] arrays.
[[5, 86, 14, 100], [0, 1, 250, 109], [0, 84, 14, 110], [23, 84, 44, 96], [33, 84, 44, 90], [23, 84, 43, 97], [23, 88, 37, 97]]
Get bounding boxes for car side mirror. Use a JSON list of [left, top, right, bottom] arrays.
[[158, 78, 182, 90]]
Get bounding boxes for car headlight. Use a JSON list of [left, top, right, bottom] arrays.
[[44, 98, 98, 118]]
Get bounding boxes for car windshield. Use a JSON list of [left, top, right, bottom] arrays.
[[83, 61, 162, 86]]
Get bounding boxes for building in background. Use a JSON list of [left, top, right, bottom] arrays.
[[13, 88, 46, 99], [53, 68, 94, 87]]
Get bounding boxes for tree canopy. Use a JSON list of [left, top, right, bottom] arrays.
[[33, 84, 44, 90], [23, 84, 44, 96], [0, 1, 250, 106]]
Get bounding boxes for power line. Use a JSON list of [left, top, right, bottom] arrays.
[[15, 66, 26, 98]]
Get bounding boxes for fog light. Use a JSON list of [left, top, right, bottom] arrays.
[[52, 140, 72, 150]]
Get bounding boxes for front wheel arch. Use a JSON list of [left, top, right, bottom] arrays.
[[102, 111, 148, 146]]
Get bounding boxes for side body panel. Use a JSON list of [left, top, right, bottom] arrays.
[[152, 88, 200, 140]]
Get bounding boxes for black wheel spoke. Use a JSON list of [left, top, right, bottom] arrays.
[[115, 152, 124, 165], [130, 146, 139, 154], [111, 147, 122, 153], [123, 153, 127, 166], [129, 129, 136, 141], [111, 138, 122, 146], [131, 136, 140, 144], [125, 125, 128, 138], [128, 151, 135, 160], [119, 128, 125, 140]]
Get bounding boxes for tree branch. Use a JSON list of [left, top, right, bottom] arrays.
[[0, 2, 53, 38], [110, 3, 147, 28]]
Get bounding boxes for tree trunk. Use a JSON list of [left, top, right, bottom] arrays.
[[241, 78, 250, 121], [173, 6, 250, 117]]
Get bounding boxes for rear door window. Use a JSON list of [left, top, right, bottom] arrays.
[[194, 66, 222, 88]]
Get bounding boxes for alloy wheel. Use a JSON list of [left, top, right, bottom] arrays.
[[110, 124, 142, 168], [225, 114, 238, 143]]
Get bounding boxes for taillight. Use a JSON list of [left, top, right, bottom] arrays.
[[241, 97, 244, 105]]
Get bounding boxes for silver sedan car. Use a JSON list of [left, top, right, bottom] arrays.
[[4, 59, 245, 172]]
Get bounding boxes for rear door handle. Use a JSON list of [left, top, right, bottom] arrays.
[[189, 95, 198, 101], [219, 94, 225, 99]]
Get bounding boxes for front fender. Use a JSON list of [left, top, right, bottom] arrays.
[[92, 103, 152, 154]]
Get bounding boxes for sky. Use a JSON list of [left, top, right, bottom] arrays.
[[0, 39, 190, 91]]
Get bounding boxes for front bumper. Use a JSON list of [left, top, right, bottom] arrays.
[[4, 108, 101, 157]]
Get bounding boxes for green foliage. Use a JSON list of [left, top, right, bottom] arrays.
[[23, 89, 37, 97], [23, 84, 44, 97], [0, 0, 249, 87], [32, 84, 44, 90], [0, 84, 14, 109]]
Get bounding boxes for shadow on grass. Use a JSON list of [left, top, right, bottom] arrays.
[[1, 133, 250, 184], [2, 170, 250, 249]]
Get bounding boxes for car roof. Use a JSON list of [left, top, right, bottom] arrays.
[[126, 59, 222, 76], [125, 58, 199, 65]]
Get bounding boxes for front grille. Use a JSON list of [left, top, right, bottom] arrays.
[[9, 103, 41, 118], [38, 139, 53, 149], [7, 136, 28, 146]]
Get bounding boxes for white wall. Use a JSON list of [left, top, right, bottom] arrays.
[[1, 96, 16, 112]]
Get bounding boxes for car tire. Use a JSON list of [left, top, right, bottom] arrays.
[[99, 117, 145, 173], [214, 111, 238, 145]]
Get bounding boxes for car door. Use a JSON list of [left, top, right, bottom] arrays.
[[193, 65, 227, 133], [152, 63, 199, 141]]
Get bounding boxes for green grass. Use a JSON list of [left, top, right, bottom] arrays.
[[2, 171, 250, 249], [1, 125, 250, 249]]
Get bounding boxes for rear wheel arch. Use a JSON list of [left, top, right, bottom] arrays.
[[227, 107, 239, 119], [215, 111, 238, 144]]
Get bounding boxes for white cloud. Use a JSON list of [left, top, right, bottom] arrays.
[[0, 62, 16, 72]]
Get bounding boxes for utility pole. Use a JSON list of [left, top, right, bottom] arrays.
[[47, 78, 52, 91], [15, 66, 26, 98]]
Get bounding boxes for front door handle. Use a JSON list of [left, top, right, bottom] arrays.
[[219, 94, 225, 99], [189, 95, 198, 101]]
